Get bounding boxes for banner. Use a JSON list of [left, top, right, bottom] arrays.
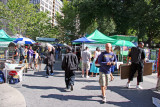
[[84, 44, 106, 51]]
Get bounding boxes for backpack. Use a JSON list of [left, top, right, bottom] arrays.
[[0, 71, 5, 83], [9, 75, 19, 84], [9, 77, 19, 84], [130, 47, 142, 63]]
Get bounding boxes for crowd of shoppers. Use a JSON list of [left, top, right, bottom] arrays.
[[11, 42, 148, 103]]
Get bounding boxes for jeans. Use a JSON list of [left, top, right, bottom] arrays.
[[65, 70, 75, 89], [46, 63, 54, 75]]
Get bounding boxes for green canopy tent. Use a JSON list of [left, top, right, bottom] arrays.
[[0, 29, 16, 47], [112, 40, 136, 62], [87, 29, 116, 44], [110, 35, 138, 42], [0, 29, 12, 38], [112, 40, 136, 47]]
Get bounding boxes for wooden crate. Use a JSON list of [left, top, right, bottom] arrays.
[[120, 62, 152, 79]]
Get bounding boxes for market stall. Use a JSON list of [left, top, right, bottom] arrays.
[[0, 29, 16, 70], [3, 63, 26, 83]]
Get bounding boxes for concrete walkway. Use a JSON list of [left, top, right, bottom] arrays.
[[0, 83, 26, 107], [11, 60, 160, 107], [1, 59, 160, 107]]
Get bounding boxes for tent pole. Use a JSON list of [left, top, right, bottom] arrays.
[[121, 47, 123, 62], [75, 44, 76, 53]]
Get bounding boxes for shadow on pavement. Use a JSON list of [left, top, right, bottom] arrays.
[[107, 86, 160, 107], [76, 79, 98, 83], [22, 84, 66, 92], [25, 70, 65, 77], [41, 94, 102, 103], [81, 85, 100, 90]]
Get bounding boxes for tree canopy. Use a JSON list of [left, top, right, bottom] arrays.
[[0, 0, 59, 40]]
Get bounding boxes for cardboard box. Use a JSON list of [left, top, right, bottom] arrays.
[[120, 62, 152, 79]]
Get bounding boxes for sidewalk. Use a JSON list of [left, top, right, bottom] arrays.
[[0, 83, 26, 107], [12, 60, 160, 107], [1, 59, 160, 107]]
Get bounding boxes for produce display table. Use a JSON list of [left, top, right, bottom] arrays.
[[3, 63, 26, 83]]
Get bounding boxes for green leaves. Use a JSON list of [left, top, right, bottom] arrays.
[[0, 0, 60, 40]]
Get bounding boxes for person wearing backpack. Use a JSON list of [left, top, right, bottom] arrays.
[[62, 47, 78, 91], [126, 42, 145, 89]]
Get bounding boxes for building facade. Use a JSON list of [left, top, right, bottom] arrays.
[[30, 0, 63, 26], [0, 0, 7, 4], [52, 0, 63, 26]]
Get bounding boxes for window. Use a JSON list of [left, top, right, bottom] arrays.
[[45, 9, 48, 12], [49, 1, 52, 5], [41, 1, 44, 5], [45, 3, 48, 8], [40, 6, 44, 11], [49, 6, 52, 10]]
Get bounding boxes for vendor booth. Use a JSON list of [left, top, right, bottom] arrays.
[[0, 29, 16, 70], [3, 63, 26, 83], [87, 29, 116, 44]]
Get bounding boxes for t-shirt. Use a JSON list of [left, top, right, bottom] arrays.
[[14, 49, 19, 59], [94, 51, 101, 60], [81, 50, 91, 63], [28, 49, 34, 57], [98, 51, 117, 74], [128, 47, 145, 63]]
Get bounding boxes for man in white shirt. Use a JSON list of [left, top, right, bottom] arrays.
[[81, 47, 91, 78]]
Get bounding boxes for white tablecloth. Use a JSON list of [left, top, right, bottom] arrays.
[[3, 63, 25, 82]]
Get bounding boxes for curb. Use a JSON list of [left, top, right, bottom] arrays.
[[0, 83, 26, 107]]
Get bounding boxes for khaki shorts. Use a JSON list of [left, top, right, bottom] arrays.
[[99, 72, 110, 86], [82, 62, 90, 71]]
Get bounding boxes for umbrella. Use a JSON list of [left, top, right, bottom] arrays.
[[46, 43, 53, 47], [39, 42, 53, 47], [72, 37, 96, 43], [13, 37, 36, 44], [113, 40, 136, 47], [112, 40, 136, 62], [72, 37, 96, 50]]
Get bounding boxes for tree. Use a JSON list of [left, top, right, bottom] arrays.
[[0, 0, 59, 40], [74, 0, 160, 46], [0, 0, 39, 35], [56, 0, 79, 44]]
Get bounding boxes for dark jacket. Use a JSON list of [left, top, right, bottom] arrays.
[[46, 48, 55, 65], [62, 52, 78, 71]]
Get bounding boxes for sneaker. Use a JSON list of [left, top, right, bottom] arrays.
[[102, 96, 107, 103], [126, 82, 130, 88], [71, 85, 73, 91], [50, 73, 54, 76], [86, 76, 89, 78], [46, 75, 49, 78], [66, 88, 71, 92], [136, 85, 143, 89], [82, 75, 84, 78]]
